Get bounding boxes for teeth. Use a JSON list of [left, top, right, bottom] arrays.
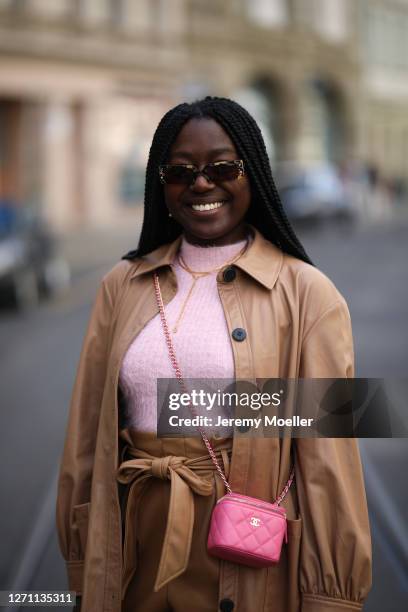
[[191, 201, 225, 211]]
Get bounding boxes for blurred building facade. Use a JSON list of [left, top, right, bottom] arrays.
[[358, 0, 408, 217], [0, 0, 407, 231]]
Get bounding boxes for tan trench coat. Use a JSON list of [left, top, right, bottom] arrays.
[[56, 224, 372, 612]]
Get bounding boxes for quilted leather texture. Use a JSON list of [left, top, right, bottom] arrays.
[[207, 493, 287, 568]]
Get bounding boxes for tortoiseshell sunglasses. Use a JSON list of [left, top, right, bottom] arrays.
[[159, 159, 245, 185]]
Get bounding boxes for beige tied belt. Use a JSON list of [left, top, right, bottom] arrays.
[[116, 432, 231, 597]]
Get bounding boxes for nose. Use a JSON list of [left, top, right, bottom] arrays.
[[190, 172, 215, 192]]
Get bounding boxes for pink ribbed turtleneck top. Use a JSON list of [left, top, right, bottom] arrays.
[[119, 233, 248, 432]]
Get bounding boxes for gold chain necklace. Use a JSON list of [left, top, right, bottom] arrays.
[[172, 239, 249, 334]]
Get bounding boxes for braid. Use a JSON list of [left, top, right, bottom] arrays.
[[124, 96, 313, 266]]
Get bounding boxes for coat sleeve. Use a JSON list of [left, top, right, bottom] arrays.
[[55, 275, 114, 594], [295, 298, 372, 611]]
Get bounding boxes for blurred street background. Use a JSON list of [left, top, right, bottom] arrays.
[[0, 1, 407, 611]]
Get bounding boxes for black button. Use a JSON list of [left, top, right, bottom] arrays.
[[223, 265, 236, 282], [219, 598, 235, 611], [232, 328, 246, 342]]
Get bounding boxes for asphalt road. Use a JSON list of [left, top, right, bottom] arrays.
[[0, 218, 407, 611]]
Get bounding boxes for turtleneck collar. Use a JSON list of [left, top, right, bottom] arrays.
[[178, 233, 250, 272]]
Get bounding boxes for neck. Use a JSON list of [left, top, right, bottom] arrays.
[[182, 223, 250, 247]]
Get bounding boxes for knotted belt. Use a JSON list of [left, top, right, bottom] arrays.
[[116, 433, 231, 597]]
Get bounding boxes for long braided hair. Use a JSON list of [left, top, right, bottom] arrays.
[[122, 96, 313, 265]]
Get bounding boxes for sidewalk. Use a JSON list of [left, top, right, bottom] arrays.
[[58, 215, 143, 278]]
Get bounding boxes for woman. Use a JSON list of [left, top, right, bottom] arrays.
[[56, 96, 372, 612]]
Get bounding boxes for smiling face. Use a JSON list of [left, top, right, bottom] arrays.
[[163, 118, 252, 245]]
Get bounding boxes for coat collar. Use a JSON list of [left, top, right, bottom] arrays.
[[128, 224, 283, 290]]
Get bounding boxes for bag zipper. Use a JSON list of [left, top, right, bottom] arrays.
[[217, 495, 286, 518]]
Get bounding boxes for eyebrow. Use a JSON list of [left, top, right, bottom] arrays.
[[170, 146, 237, 158]]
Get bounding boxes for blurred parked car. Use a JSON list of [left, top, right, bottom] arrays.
[[0, 202, 70, 311], [276, 162, 356, 225]]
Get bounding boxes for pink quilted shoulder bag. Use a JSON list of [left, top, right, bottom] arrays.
[[154, 272, 295, 568]]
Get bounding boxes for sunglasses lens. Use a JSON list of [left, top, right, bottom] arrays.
[[206, 163, 240, 182], [160, 161, 243, 184], [161, 166, 193, 184]]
